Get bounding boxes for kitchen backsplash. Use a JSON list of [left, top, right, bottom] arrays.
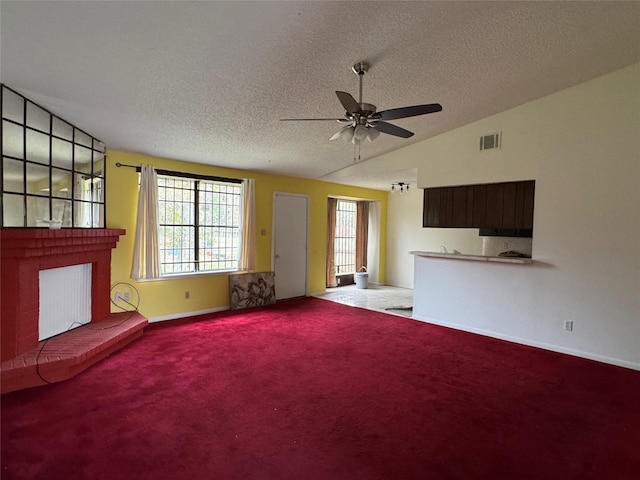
[[482, 236, 533, 257]]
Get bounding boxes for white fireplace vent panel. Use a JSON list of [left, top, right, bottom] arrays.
[[39, 264, 92, 341]]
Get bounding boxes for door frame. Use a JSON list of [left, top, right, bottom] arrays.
[[272, 192, 310, 298]]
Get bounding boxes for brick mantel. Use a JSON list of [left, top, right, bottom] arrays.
[[1, 228, 125, 361]]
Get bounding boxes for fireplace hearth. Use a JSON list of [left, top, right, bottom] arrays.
[[1, 228, 125, 360], [1, 228, 150, 393]]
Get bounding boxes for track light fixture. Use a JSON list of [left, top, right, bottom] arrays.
[[391, 182, 410, 194]]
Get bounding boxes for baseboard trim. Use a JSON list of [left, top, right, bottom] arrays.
[[412, 314, 640, 371], [149, 306, 230, 323]]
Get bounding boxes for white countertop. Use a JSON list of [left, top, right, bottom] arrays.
[[410, 251, 533, 264]]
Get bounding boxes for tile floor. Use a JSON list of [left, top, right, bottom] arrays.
[[315, 284, 414, 317]]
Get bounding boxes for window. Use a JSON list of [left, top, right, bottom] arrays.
[[157, 174, 242, 275], [334, 199, 357, 274], [1, 84, 106, 228]]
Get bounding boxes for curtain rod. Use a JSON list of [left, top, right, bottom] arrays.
[[115, 162, 242, 184], [115, 162, 140, 170]]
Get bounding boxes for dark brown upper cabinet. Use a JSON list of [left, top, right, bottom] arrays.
[[484, 183, 505, 228], [446, 186, 470, 227], [424, 187, 444, 227], [423, 180, 535, 230]]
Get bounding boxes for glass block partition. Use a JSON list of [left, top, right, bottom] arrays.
[[1, 84, 106, 228]]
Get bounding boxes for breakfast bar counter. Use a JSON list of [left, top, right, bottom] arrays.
[[410, 251, 533, 265]]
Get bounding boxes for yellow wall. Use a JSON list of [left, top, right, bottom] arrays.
[[107, 151, 387, 320]]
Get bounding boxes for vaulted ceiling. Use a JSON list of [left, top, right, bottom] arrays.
[[2, 1, 639, 190]]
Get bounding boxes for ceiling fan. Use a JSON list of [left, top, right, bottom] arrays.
[[280, 62, 442, 144]]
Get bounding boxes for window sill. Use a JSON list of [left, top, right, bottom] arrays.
[[135, 269, 241, 282]]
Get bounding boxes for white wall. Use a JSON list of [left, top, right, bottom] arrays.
[[386, 188, 484, 287], [381, 64, 640, 368]]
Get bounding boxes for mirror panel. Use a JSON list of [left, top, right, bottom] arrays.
[[25, 129, 50, 164], [75, 130, 92, 148], [94, 140, 106, 153], [74, 173, 91, 200], [52, 199, 72, 227], [52, 138, 73, 169], [2, 193, 25, 226], [3, 158, 24, 193], [26, 196, 50, 226], [2, 85, 106, 228], [26, 163, 51, 195], [26, 103, 50, 133], [3, 120, 24, 159], [93, 151, 106, 177], [75, 144, 93, 169], [94, 203, 105, 228], [52, 117, 73, 141], [94, 178, 104, 202], [51, 168, 72, 198], [73, 201, 89, 227], [73, 200, 103, 228], [2, 89, 24, 124]]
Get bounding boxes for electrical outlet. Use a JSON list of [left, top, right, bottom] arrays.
[[115, 292, 130, 302], [564, 320, 573, 332], [185, 291, 190, 299]]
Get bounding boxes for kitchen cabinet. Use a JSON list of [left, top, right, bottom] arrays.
[[424, 187, 445, 227], [422, 180, 535, 230], [484, 183, 505, 228], [423, 185, 471, 228], [446, 186, 470, 227], [518, 180, 535, 229], [472, 184, 487, 227]]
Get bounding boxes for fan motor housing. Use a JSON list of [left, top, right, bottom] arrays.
[[358, 103, 376, 116]]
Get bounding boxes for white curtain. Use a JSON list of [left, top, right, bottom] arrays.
[[238, 178, 256, 271], [131, 165, 160, 279]]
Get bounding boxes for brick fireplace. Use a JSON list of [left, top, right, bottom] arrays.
[[1, 228, 125, 361]]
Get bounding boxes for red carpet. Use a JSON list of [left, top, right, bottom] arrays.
[[2, 297, 639, 479]]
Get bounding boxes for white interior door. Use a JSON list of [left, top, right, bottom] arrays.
[[273, 193, 308, 300]]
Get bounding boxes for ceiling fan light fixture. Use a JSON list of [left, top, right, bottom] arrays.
[[281, 61, 442, 150], [340, 126, 354, 142], [367, 127, 380, 142], [353, 124, 368, 141]]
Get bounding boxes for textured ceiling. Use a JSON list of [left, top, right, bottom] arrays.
[[1, 1, 639, 190]]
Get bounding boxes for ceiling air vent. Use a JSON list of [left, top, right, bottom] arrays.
[[480, 132, 501, 151]]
